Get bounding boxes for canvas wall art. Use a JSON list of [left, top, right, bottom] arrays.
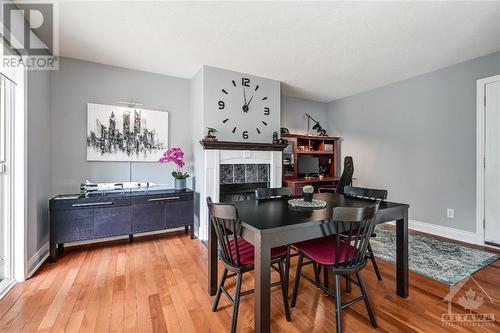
[[87, 103, 169, 161]]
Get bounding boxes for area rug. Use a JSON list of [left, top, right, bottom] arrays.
[[369, 225, 500, 285]]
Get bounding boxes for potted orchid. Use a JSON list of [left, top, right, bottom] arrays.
[[159, 147, 189, 190]]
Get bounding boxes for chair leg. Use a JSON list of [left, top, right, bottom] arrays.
[[291, 253, 304, 308], [334, 273, 343, 333], [230, 272, 243, 333], [313, 262, 321, 285], [356, 271, 377, 328], [323, 266, 329, 294], [367, 243, 382, 281], [212, 268, 228, 312], [278, 260, 292, 322], [286, 246, 291, 287], [345, 274, 351, 293]]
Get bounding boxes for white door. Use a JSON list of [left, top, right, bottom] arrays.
[[0, 75, 8, 280], [484, 80, 500, 246]]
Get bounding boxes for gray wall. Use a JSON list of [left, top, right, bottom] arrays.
[[281, 95, 329, 134], [327, 52, 500, 233], [50, 58, 191, 195], [27, 70, 51, 264]]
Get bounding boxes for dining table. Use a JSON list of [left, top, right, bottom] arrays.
[[208, 192, 410, 332]]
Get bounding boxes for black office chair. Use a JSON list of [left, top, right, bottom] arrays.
[[318, 156, 354, 194]]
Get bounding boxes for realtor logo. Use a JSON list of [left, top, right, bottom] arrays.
[[442, 277, 495, 327], [2, 2, 58, 70]]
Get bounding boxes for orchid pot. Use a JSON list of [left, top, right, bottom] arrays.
[[159, 147, 190, 191]]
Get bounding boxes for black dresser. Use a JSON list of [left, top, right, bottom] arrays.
[[49, 188, 194, 262]]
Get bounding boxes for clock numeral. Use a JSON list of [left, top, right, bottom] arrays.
[[242, 77, 250, 87], [264, 107, 270, 115], [218, 101, 225, 109], [242, 131, 249, 139]]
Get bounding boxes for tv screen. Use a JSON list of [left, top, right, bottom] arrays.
[[298, 157, 319, 176]]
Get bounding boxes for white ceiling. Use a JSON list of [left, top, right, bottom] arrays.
[[35, 1, 500, 102]]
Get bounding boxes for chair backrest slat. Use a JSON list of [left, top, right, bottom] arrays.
[[255, 187, 292, 199], [331, 203, 379, 269], [344, 186, 387, 201], [207, 197, 244, 267]]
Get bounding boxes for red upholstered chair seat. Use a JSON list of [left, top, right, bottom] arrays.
[[293, 235, 357, 266], [229, 238, 288, 266]]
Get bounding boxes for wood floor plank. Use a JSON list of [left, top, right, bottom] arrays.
[[0, 231, 497, 332]]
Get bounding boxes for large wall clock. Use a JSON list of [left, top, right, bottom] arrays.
[[217, 77, 272, 141]]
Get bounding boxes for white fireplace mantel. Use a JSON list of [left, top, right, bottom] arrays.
[[198, 149, 282, 241]]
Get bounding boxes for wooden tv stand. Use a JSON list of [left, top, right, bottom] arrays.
[[281, 133, 341, 195]]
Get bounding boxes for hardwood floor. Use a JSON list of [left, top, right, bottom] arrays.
[[0, 231, 499, 332]]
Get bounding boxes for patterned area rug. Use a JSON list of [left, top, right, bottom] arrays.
[[370, 225, 500, 285]]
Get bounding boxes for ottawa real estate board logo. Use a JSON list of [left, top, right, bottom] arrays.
[[2, 2, 58, 70], [442, 276, 495, 327]]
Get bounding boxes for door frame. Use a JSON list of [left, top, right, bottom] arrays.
[[476, 74, 500, 247], [0, 64, 27, 299]]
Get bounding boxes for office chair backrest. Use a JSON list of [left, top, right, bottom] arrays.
[[336, 156, 354, 195]]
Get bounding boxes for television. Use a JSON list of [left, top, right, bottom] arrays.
[[298, 156, 319, 177]]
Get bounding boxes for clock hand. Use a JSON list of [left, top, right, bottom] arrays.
[[246, 95, 254, 107], [243, 87, 247, 105]]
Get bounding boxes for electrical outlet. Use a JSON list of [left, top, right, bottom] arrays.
[[447, 208, 454, 219]]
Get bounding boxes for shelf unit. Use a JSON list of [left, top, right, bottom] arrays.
[[281, 133, 341, 194]]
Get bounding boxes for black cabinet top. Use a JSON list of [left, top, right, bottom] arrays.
[[50, 187, 193, 203]]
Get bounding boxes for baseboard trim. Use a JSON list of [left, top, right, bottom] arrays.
[[386, 220, 480, 245], [0, 279, 16, 300], [27, 243, 49, 279]]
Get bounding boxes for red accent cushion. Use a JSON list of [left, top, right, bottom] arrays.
[[229, 238, 287, 266], [293, 235, 356, 266]]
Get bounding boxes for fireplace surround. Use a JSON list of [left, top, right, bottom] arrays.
[[197, 147, 283, 241]]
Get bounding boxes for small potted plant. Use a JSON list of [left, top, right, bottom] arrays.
[[303, 185, 314, 202], [205, 127, 218, 141], [159, 147, 189, 190]]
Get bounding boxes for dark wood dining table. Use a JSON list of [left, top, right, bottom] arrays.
[[208, 192, 409, 332]]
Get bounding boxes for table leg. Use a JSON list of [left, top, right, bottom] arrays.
[[396, 208, 409, 298], [208, 218, 218, 296], [254, 234, 271, 333]]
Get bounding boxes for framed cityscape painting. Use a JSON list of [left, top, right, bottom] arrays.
[[86, 103, 169, 161]]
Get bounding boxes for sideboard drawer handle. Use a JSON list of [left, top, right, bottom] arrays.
[[72, 202, 114, 207], [148, 196, 181, 202]]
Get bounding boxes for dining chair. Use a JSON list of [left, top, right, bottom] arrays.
[[290, 203, 380, 333], [344, 186, 387, 283], [318, 156, 354, 194], [207, 197, 291, 333], [255, 187, 293, 199]]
